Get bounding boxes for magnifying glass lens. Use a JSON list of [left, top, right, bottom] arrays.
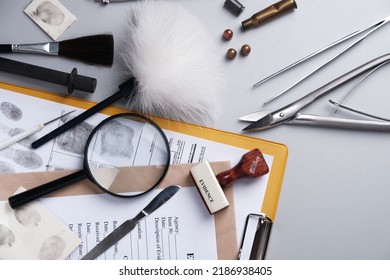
[[85, 114, 170, 196]]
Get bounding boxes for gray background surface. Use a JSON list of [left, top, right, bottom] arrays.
[[1, 0, 390, 259]]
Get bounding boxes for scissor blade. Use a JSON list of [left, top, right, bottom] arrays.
[[242, 114, 274, 131], [239, 110, 274, 122]]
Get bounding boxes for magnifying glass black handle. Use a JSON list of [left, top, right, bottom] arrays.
[[8, 170, 87, 209], [31, 77, 137, 149]]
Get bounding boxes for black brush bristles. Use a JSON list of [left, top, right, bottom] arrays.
[[58, 34, 114, 66]]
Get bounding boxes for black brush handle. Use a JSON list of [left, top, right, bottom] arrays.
[[0, 44, 12, 52], [8, 170, 87, 209], [0, 56, 96, 93], [31, 77, 137, 149]]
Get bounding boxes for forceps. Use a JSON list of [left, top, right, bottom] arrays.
[[254, 15, 390, 104], [240, 54, 390, 132]]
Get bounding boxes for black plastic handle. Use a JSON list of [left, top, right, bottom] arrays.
[[31, 77, 138, 149], [0, 56, 97, 93], [0, 44, 12, 52], [8, 170, 87, 209]]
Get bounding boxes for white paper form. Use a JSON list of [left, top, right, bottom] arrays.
[[41, 187, 217, 260], [0, 87, 273, 253]]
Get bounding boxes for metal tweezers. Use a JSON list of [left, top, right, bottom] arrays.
[[240, 53, 390, 132], [253, 15, 390, 104]]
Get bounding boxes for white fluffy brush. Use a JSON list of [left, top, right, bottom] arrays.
[[121, 0, 225, 126]]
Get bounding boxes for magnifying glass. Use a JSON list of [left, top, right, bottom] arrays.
[[8, 113, 171, 209]]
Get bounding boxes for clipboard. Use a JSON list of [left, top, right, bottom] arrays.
[[0, 82, 288, 259]]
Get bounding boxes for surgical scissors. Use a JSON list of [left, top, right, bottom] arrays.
[[240, 54, 390, 132]]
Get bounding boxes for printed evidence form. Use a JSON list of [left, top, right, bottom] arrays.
[[0, 87, 272, 260], [43, 187, 217, 260]]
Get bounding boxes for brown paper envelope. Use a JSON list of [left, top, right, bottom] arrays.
[[0, 161, 238, 260]]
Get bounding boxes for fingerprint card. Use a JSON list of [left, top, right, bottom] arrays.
[[24, 0, 77, 40], [0, 187, 81, 260]]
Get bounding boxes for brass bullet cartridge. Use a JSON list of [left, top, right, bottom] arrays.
[[241, 0, 297, 30]]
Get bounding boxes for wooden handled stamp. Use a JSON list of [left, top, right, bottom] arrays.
[[190, 148, 269, 214], [216, 148, 269, 188]]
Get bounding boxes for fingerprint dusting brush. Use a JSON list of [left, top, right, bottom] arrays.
[[121, 0, 225, 126], [0, 34, 114, 66], [58, 34, 114, 66], [30, 1, 224, 149]]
